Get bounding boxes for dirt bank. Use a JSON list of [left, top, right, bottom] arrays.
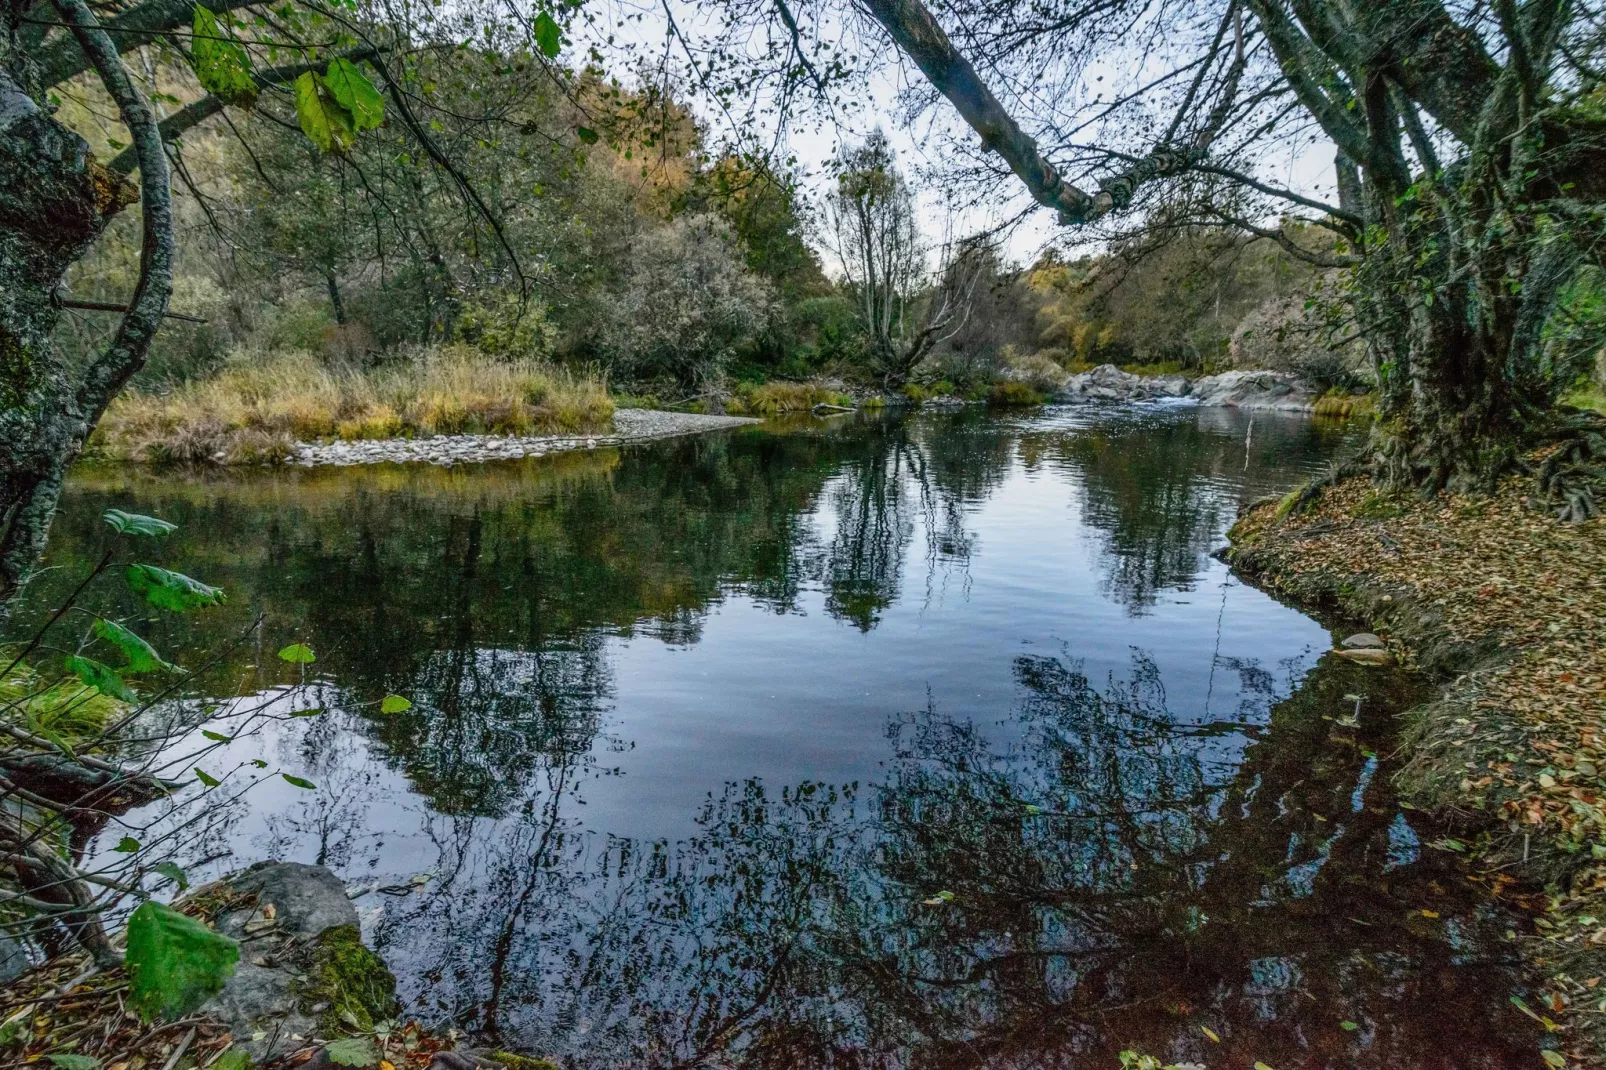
[[1227, 474, 1606, 1064]]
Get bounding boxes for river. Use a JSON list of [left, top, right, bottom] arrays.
[[36, 404, 1537, 1068]]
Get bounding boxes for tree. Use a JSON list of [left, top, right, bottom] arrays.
[[824, 133, 985, 385], [693, 0, 1606, 507], [602, 214, 775, 389], [0, 0, 585, 620]]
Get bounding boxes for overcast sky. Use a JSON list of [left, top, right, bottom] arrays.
[[581, 1, 1340, 271]]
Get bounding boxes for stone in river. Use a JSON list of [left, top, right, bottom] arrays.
[[1341, 633, 1386, 649]]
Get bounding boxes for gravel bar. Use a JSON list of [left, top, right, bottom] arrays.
[[289, 409, 761, 468]]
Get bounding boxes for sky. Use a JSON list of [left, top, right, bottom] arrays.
[[578, 0, 1342, 271]]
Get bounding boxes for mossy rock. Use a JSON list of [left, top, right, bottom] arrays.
[[486, 1052, 561, 1070], [297, 924, 398, 1034]]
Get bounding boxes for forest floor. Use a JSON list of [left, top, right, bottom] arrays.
[[1227, 472, 1606, 1065]]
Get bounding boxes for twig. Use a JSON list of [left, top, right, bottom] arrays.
[[59, 299, 207, 324]]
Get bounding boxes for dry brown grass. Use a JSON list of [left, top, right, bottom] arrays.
[[725, 381, 853, 416], [96, 346, 614, 464]]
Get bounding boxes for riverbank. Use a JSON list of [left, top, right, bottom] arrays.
[[289, 409, 759, 467], [1227, 473, 1606, 1063], [95, 349, 615, 465]]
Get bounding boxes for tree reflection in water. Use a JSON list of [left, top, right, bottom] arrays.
[[377, 650, 1531, 1070], [31, 407, 1533, 1067]]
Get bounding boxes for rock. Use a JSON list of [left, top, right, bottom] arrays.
[[199, 862, 396, 1063], [1189, 369, 1317, 411], [1341, 632, 1386, 649], [1056, 364, 1193, 403], [1333, 647, 1392, 666], [0, 932, 28, 984]]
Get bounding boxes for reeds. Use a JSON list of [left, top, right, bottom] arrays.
[[96, 346, 614, 464]]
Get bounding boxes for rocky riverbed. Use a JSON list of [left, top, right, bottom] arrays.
[[290, 409, 760, 468], [1055, 363, 1326, 411]]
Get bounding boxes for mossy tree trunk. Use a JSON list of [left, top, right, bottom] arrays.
[[0, 0, 173, 625]]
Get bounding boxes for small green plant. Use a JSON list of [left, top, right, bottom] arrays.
[[986, 381, 1047, 407]]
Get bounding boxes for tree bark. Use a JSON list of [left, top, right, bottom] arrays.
[[0, 0, 173, 624]]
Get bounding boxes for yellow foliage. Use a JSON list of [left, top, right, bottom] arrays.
[[96, 346, 614, 465]]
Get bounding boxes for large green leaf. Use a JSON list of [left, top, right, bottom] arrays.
[[532, 11, 561, 58], [277, 643, 316, 664], [324, 1037, 379, 1067], [124, 900, 239, 1022], [321, 58, 384, 131], [190, 6, 257, 106], [63, 654, 135, 702], [102, 509, 176, 537], [125, 564, 225, 612], [294, 70, 356, 153], [93, 618, 177, 674]]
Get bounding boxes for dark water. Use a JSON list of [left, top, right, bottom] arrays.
[[35, 405, 1538, 1068]]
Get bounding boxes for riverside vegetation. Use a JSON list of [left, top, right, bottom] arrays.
[[4, 0, 1606, 1068]]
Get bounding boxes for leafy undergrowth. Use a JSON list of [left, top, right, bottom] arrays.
[[94, 347, 614, 465], [1229, 470, 1606, 1065]]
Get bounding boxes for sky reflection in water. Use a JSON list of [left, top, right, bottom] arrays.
[[43, 404, 1537, 1068]]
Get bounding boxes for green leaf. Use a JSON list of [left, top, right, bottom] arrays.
[[289, 706, 325, 717], [201, 730, 232, 742], [323, 1037, 379, 1067], [125, 564, 225, 612], [1339, 1020, 1359, 1031], [102, 509, 176, 537], [321, 58, 384, 131], [532, 11, 561, 57], [93, 617, 177, 674], [575, 125, 599, 145], [46, 1055, 102, 1070], [114, 836, 141, 853], [1542, 1051, 1567, 1069], [294, 70, 356, 153], [194, 767, 220, 787], [154, 861, 189, 891], [124, 900, 238, 1022], [282, 774, 317, 790], [211, 1050, 252, 1070], [277, 643, 316, 664], [64, 654, 135, 702], [379, 695, 411, 714], [190, 5, 257, 106]]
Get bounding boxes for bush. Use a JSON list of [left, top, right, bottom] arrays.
[[96, 346, 614, 464], [725, 380, 853, 415], [997, 347, 1068, 393], [986, 381, 1048, 407], [1230, 290, 1368, 389], [602, 214, 775, 388]]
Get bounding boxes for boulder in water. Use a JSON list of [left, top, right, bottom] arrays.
[[1189, 369, 1317, 411]]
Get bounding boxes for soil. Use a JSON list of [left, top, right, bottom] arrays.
[[1227, 472, 1606, 1064]]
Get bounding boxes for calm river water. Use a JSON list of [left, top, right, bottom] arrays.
[[39, 404, 1537, 1068]]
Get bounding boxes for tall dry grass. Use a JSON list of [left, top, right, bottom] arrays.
[[96, 345, 615, 465]]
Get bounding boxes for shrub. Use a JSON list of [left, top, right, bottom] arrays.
[[96, 346, 614, 464], [602, 214, 775, 388], [727, 380, 853, 415], [986, 381, 1047, 407]]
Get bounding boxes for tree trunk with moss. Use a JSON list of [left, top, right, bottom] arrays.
[[0, 0, 173, 624]]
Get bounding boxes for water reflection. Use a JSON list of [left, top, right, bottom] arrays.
[[25, 405, 1535, 1066]]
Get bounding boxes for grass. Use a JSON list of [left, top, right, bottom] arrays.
[[725, 381, 853, 416], [1564, 379, 1606, 416], [95, 346, 614, 465], [1312, 389, 1376, 419], [986, 381, 1047, 407]]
